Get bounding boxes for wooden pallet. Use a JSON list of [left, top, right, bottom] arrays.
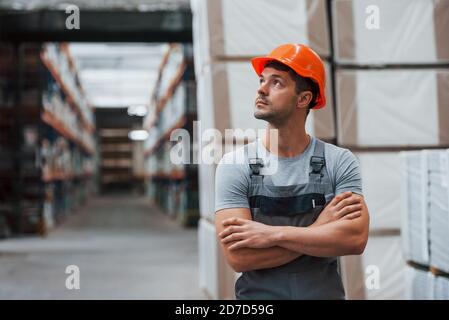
[[430, 267, 449, 278]]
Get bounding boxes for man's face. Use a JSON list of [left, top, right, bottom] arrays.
[[254, 67, 298, 125]]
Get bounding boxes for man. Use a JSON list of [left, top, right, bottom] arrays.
[[214, 44, 370, 300]]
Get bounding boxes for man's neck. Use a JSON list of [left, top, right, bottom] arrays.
[[262, 122, 310, 158]]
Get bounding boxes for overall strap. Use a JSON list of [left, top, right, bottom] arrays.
[[309, 139, 326, 184], [248, 140, 264, 184]]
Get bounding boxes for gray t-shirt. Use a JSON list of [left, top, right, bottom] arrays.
[[215, 136, 363, 213]]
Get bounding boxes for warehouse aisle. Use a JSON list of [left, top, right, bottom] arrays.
[[0, 195, 206, 299]]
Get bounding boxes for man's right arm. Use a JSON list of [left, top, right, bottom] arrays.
[[216, 192, 363, 272], [215, 208, 301, 273]]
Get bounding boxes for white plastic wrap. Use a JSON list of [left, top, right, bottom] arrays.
[[341, 235, 407, 299], [400, 151, 430, 266], [198, 161, 216, 223], [191, 0, 331, 75], [332, 0, 449, 65], [356, 152, 402, 230], [198, 218, 219, 299], [336, 69, 449, 147], [428, 150, 449, 274], [198, 218, 236, 300], [434, 275, 449, 300], [196, 61, 265, 143], [404, 266, 435, 300]]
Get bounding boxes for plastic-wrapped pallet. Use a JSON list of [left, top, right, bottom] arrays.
[[400, 151, 430, 266], [428, 150, 449, 274], [341, 235, 407, 299], [191, 0, 331, 76], [197, 60, 336, 144], [355, 152, 402, 230], [404, 266, 434, 300], [434, 275, 449, 300], [336, 69, 449, 148], [198, 162, 216, 223], [332, 0, 449, 65], [198, 140, 247, 222], [198, 218, 235, 299]]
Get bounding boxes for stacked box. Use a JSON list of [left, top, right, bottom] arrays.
[[400, 151, 430, 266], [404, 266, 435, 300], [198, 218, 235, 299], [341, 235, 407, 299], [428, 150, 449, 274], [434, 275, 449, 300], [332, 0, 449, 65], [192, 0, 331, 77], [356, 152, 402, 230], [336, 69, 449, 148]]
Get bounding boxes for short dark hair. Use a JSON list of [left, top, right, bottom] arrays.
[[263, 61, 319, 116]]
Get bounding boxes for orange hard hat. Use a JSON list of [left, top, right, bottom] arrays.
[[251, 44, 326, 109]]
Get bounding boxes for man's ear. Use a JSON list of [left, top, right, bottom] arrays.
[[296, 91, 313, 110]]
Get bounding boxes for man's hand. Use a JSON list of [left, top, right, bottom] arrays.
[[313, 191, 362, 227], [219, 217, 277, 250]]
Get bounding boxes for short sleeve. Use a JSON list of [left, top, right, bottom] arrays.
[[334, 149, 363, 196], [214, 156, 250, 213]]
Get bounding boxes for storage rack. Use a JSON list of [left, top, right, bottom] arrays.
[[0, 42, 96, 236], [143, 43, 199, 227]]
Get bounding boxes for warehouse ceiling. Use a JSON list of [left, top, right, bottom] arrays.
[[69, 43, 166, 108], [0, 0, 190, 11], [0, 0, 192, 42]]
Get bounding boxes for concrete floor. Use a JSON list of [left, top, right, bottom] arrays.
[[0, 195, 207, 299]]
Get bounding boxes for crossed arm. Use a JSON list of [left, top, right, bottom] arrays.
[[215, 192, 370, 273]]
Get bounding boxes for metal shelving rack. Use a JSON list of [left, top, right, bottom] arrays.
[[143, 43, 199, 227], [0, 42, 97, 237]]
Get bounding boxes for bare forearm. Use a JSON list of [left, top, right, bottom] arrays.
[[272, 220, 367, 257], [227, 245, 301, 272]]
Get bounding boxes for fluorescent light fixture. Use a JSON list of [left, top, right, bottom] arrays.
[[127, 105, 148, 117], [128, 130, 149, 141]]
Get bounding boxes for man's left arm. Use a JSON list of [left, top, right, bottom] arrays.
[[220, 194, 369, 257], [271, 194, 369, 257]]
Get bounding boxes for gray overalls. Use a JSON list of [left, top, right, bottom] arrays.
[[235, 139, 345, 300]]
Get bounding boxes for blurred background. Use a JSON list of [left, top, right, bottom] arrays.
[[0, 0, 448, 300]]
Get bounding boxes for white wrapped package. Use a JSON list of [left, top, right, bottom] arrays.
[[341, 235, 407, 299], [355, 152, 402, 230], [198, 162, 216, 222], [434, 275, 449, 300], [191, 0, 331, 75], [404, 266, 435, 300], [305, 61, 335, 142], [336, 69, 449, 148], [428, 150, 449, 274], [198, 218, 236, 299], [197, 60, 336, 144], [400, 151, 430, 266], [332, 0, 449, 65], [198, 218, 219, 299]]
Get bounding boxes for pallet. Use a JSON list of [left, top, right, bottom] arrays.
[[430, 267, 449, 278], [406, 260, 430, 272]]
